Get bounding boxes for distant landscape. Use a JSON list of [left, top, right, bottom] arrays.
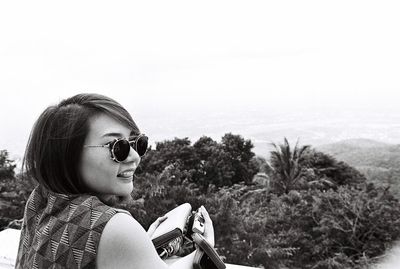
[[6, 107, 400, 168], [137, 106, 400, 158], [317, 138, 400, 198]]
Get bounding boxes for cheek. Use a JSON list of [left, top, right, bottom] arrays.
[[79, 151, 118, 191]]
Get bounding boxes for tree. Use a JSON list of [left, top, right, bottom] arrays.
[[191, 134, 258, 188], [220, 133, 258, 184], [207, 182, 400, 269], [0, 150, 16, 180], [137, 137, 199, 176], [0, 150, 35, 231], [269, 138, 310, 194], [193, 136, 218, 161], [300, 149, 366, 189], [138, 134, 258, 191], [123, 136, 400, 268]]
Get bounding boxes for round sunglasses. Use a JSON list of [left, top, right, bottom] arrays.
[[84, 134, 148, 163]]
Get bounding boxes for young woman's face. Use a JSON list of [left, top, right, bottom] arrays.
[[79, 113, 140, 198]]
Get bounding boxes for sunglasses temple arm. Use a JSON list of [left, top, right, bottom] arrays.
[[84, 145, 109, 148]]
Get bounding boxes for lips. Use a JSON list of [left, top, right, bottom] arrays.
[[117, 168, 135, 178]]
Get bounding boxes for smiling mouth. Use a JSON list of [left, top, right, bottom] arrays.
[[117, 170, 135, 178]]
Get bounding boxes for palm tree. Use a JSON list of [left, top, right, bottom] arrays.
[[269, 138, 310, 194]]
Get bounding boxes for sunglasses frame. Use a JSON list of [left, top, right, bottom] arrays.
[[84, 134, 148, 163]]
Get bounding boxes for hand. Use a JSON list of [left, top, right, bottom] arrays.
[[198, 205, 215, 247], [147, 215, 168, 238]]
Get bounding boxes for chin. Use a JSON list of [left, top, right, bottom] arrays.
[[116, 184, 134, 196]]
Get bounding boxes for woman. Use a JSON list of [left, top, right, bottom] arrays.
[[16, 93, 214, 268]]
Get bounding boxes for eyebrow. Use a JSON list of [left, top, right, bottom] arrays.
[[101, 131, 137, 138]]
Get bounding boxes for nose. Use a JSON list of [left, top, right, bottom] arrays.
[[123, 145, 141, 166]]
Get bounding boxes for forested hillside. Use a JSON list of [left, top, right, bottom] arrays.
[[1, 135, 400, 269], [317, 139, 400, 198]]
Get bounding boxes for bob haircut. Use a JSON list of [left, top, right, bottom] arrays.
[[23, 93, 140, 194]]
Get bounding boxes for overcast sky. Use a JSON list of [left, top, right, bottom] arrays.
[[1, 0, 400, 158]]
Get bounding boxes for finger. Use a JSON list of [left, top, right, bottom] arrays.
[[199, 206, 215, 247], [147, 225, 156, 236], [159, 215, 168, 221], [149, 216, 166, 230], [156, 215, 168, 224], [199, 206, 212, 223]]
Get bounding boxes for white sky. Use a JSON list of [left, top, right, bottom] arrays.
[[1, 0, 400, 158]]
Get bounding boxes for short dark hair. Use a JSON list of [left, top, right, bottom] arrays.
[[23, 93, 140, 194]]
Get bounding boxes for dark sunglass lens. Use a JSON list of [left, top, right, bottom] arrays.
[[113, 139, 130, 161], [136, 136, 148, 156]]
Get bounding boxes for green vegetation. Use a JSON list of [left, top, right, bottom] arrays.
[[126, 135, 400, 268], [269, 138, 310, 194], [318, 138, 400, 199], [0, 150, 35, 229], [1, 135, 400, 268], [0, 150, 16, 180]]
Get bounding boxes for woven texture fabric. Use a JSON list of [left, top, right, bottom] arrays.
[[15, 187, 120, 269]]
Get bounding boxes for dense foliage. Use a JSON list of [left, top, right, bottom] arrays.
[[318, 139, 400, 199], [138, 133, 258, 190], [0, 150, 35, 229], [1, 135, 400, 269], [0, 150, 16, 180], [125, 136, 400, 268]]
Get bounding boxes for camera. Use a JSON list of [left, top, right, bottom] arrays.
[[186, 209, 205, 236], [154, 206, 207, 258]]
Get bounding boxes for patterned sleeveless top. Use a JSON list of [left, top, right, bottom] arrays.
[[15, 186, 130, 269]]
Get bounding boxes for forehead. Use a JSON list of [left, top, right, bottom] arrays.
[[86, 113, 133, 141]]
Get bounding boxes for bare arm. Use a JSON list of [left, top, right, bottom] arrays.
[[97, 213, 195, 269]]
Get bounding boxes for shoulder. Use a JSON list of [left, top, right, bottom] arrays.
[[97, 213, 167, 269]]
